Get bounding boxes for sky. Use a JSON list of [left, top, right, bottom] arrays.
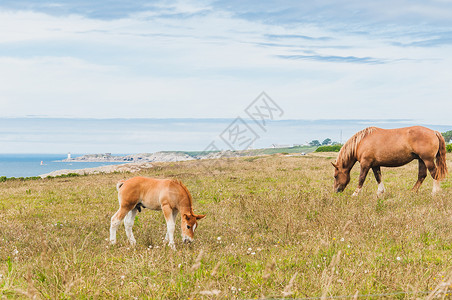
[[0, 0, 451, 123]]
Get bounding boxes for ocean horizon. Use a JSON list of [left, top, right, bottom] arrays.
[[0, 154, 125, 178]]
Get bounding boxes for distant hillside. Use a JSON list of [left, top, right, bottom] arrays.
[[63, 146, 317, 163]]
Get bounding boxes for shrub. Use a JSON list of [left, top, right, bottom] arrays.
[[315, 144, 342, 152], [447, 143, 452, 153]]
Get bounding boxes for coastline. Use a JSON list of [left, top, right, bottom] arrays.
[[40, 146, 317, 178], [39, 162, 154, 178]]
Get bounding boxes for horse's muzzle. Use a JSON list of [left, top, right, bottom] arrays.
[[182, 236, 193, 244], [335, 186, 344, 193]]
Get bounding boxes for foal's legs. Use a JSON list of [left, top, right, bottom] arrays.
[[372, 166, 385, 197], [110, 206, 131, 245], [352, 162, 371, 196], [162, 205, 177, 250], [164, 209, 178, 243], [412, 159, 427, 192], [124, 208, 138, 246]]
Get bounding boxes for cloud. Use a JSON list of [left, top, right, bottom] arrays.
[[277, 54, 386, 64], [265, 34, 333, 41], [0, 1, 450, 126]]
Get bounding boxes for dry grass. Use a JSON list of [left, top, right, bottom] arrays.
[[1, 153, 452, 299]]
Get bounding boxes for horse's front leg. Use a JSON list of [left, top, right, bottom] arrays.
[[162, 205, 176, 250], [372, 166, 385, 197], [352, 164, 371, 196]]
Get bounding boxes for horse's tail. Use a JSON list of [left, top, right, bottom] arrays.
[[116, 180, 126, 192], [435, 131, 448, 180]]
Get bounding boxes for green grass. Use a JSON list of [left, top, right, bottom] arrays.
[[0, 154, 451, 298], [315, 145, 342, 152], [168, 145, 317, 158]]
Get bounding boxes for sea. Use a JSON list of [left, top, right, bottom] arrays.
[[0, 154, 125, 178]]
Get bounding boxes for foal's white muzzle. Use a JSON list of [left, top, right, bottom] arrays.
[[182, 236, 193, 243]]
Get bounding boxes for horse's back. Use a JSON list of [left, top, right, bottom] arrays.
[[118, 177, 187, 210], [358, 126, 439, 166]]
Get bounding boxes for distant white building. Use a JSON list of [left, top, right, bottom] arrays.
[[271, 144, 291, 148], [67, 152, 71, 159]]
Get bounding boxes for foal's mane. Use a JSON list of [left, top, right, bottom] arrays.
[[171, 179, 194, 213], [337, 127, 377, 166]]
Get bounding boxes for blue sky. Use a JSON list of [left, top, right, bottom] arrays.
[[0, 0, 451, 124]]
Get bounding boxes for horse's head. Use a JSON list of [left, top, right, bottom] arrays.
[[332, 162, 350, 193], [181, 213, 205, 243]]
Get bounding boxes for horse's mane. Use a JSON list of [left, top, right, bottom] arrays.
[[337, 127, 377, 166], [171, 179, 194, 213]]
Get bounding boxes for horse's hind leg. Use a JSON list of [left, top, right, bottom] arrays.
[[423, 158, 441, 194], [124, 208, 138, 246], [412, 159, 427, 192], [110, 207, 131, 245], [372, 166, 385, 197]]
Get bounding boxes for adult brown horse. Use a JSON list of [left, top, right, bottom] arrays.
[[332, 126, 448, 196]]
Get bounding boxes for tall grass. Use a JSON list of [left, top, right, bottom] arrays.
[[0, 153, 451, 298]]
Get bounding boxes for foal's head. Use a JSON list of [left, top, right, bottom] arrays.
[[332, 162, 351, 193], [181, 213, 205, 243]]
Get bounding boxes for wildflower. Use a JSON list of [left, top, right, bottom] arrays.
[[248, 248, 252, 251], [217, 237, 222, 241], [340, 238, 345, 242], [13, 249, 18, 255], [120, 275, 125, 280], [199, 290, 221, 296], [251, 252, 256, 255], [396, 257, 401, 261]]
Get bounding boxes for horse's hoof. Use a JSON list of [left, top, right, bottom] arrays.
[[376, 191, 385, 198], [110, 240, 116, 245]]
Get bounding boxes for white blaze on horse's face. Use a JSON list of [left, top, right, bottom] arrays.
[[332, 162, 351, 193]]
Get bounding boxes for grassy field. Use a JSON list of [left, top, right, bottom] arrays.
[[1, 153, 452, 299]]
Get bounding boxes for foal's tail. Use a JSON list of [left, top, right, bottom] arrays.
[[435, 131, 448, 180], [116, 180, 126, 191]]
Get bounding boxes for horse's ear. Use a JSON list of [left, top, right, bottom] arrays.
[[331, 162, 338, 169], [195, 214, 206, 220]]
